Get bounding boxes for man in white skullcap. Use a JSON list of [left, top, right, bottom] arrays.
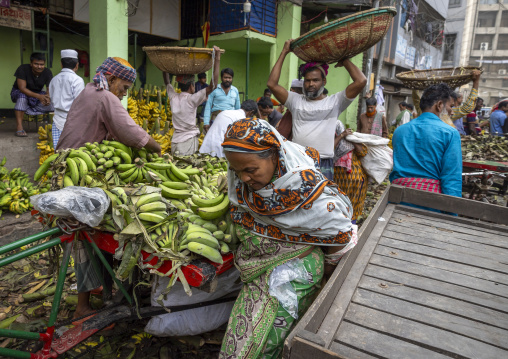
[[49, 49, 85, 147], [290, 79, 304, 94]]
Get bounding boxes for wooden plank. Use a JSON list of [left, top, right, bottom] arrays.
[[375, 244, 508, 288], [395, 205, 508, 234], [328, 343, 375, 359], [333, 322, 450, 359], [354, 282, 508, 347], [369, 254, 508, 298], [386, 220, 508, 246], [342, 303, 508, 358], [364, 264, 508, 313], [288, 337, 346, 359], [391, 210, 508, 239], [381, 230, 508, 263], [385, 223, 508, 250], [388, 185, 508, 225], [378, 237, 508, 276], [315, 204, 397, 348], [283, 186, 392, 357]]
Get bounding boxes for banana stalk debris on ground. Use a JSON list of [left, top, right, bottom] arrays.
[[461, 134, 508, 161]]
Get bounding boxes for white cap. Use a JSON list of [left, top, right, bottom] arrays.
[[291, 79, 303, 88], [61, 49, 78, 59]]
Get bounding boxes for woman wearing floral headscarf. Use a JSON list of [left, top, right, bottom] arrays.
[[219, 118, 354, 359]]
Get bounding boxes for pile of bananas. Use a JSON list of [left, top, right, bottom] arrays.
[[0, 157, 40, 217], [128, 85, 177, 154], [37, 124, 55, 165], [34, 139, 234, 282]]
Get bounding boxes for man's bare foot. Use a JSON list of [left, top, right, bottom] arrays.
[[73, 307, 95, 320]]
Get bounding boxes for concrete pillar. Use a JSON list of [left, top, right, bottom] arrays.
[[275, 2, 301, 90], [89, 0, 129, 80]]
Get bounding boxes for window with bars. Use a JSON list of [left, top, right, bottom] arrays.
[[478, 11, 497, 27], [449, 0, 461, 8], [443, 34, 456, 62]]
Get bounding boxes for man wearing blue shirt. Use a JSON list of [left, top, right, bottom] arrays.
[[490, 101, 508, 135], [390, 83, 462, 202], [203, 68, 240, 132]]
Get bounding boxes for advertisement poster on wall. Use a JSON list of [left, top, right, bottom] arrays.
[[396, 35, 407, 60], [405, 47, 416, 68]]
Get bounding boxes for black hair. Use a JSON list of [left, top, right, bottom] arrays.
[[178, 82, 194, 92], [257, 97, 273, 109], [30, 53, 46, 62], [221, 68, 234, 78], [405, 103, 414, 111], [264, 88, 271, 94], [241, 99, 258, 114], [366, 97, 377, 107], [197, 73, 206, 80], [61, 58, 79, 69], [399, 101, 407, 107], [450, 91, 462, 100], [477, 97, 484, 103], [302, 66, 326, 80], [323, 88, 328, 95], [499, 101, 508, 109], [256, 147, 278, 160], [419, 83, 453, 111]]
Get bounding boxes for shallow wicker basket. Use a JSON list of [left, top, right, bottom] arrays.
[[290, 7, 397, 64], [143, 47, 224, 75], [395, 67, 483, 90]]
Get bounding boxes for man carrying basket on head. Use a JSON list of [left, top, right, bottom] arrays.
[[162, 46, 221, 155], [267, 40, 367, 181]]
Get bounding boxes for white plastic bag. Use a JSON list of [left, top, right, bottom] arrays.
[[346, 132, 393, 184], [30, 187, 110, 227], [145, 268, 242, 336], [268, 258, 310, 319]]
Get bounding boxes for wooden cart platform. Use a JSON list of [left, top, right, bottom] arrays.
[[284, 185, 508, 359]]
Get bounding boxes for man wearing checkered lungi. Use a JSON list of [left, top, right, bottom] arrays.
[[11, 53, 54, 137], [49, 50, 85, 148]]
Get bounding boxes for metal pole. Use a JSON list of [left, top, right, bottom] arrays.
[[0, 237, 62, 268], [0, 328, 41, 341], [246, 36, 250, 100], [19, 30, 23, 64], [360, 0, 380, 115], [0, 227, 61, 256], [374, 33, 387, 97], [134, 33, 138, 69], [47, 242, 72, 327]]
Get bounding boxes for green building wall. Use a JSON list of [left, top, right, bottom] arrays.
[[0, 1, 363, 129]]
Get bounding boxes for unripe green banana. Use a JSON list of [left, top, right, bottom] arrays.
[[138, 212, 166, 223], [187, 242, 223, 264], [136, 192, 162, 208], [138, 201, 166, 213]]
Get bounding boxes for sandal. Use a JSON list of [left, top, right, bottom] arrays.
[[15, 130, 27, 137]]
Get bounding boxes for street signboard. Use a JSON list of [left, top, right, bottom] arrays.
[[0, 5, 31, 31]]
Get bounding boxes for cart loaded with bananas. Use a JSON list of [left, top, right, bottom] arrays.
[[0, 138, 240, 358]]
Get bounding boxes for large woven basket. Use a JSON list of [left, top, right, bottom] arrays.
[[143, 47, 225, 75], [396, 67, 483, 90], [290, 7, 397, 64]]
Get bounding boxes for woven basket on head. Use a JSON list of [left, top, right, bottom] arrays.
[[143, 47, 225, 75], [290, 7, 397, 64], [395, 67, 483, 90]]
